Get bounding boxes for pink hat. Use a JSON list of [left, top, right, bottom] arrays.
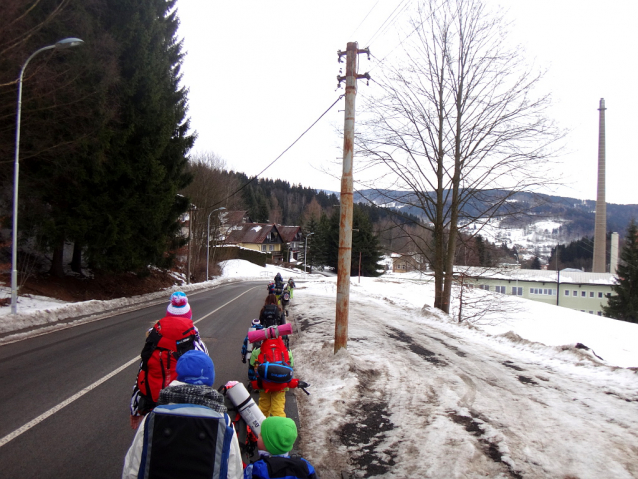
[[167, 291, 192, 319]]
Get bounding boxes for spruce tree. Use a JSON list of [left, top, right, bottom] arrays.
[[603, 221, 638, 323], [83, 0, 195, 272]]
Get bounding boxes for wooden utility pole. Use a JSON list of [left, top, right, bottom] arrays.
[[334, 42, 370, 354]]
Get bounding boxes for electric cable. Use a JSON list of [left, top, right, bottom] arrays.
[[205, 94, 345, 209]]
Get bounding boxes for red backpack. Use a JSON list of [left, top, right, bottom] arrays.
[[255, 337, 293, 391], [136, 316, 198, 413]]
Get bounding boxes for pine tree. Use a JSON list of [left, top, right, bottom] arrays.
[[603, 221, 638, 323], [83, 0, 195, 272], [352, 206, 384, 276]]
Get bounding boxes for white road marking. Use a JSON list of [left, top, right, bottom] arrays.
[[0, 286, 259, 448]]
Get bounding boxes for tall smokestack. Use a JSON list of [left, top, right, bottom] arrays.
[[610, 232, 619, 275], [592, 98, 607, 273]]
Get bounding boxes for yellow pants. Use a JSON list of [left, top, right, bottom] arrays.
[[258, 390, 286, 417]]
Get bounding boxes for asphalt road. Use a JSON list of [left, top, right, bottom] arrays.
[[0, 280, 275, 478]]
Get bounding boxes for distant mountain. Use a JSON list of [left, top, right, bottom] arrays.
[[324, 188, 638, 239]]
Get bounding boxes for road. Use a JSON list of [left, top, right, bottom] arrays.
[[0, 281, 275, 478]]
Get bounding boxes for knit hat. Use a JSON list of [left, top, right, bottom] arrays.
[[260, 417, 298, 455], [252, 318, 261, 326], [176, 350, 215, 386], [167, 291, 192, 319]]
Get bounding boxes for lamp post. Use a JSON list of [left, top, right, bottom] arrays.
[[206, 207, 226, 280], [11, 38, 84, 315], [305, 232, 314, 274], [186, 204, 197, 284]]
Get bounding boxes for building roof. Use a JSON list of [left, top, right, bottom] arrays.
[[222, 210, 252, 226], [454, 266, 617, 286], [277, 225, 302, 243], [225, 223, 281, 244]]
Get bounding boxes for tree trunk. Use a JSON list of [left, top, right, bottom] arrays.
[[50, 240, 65, 278], [71, 242, 82, 274]]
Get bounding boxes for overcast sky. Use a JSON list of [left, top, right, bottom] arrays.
[[177, 0, 638, 205]]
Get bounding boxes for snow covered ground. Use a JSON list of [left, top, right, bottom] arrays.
[[1, 260, 637, 478]]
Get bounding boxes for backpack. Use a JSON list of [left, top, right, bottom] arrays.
[[256, 337, 293, 387], [260, 305, 281, 328], [282, 290, 290, 302], [136, 316, 198, 414], [248, 456, 317, 479], [273, 282, 284, 296], [138, 404, 234, 479]]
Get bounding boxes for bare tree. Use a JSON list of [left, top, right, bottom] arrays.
[[357, 0, 562, 313], [180, 152, 244, 279]]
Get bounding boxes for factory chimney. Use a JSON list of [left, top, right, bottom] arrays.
[[592, 98, 607, 273]]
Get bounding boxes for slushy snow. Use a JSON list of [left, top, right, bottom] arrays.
[[1, 259, 636, 478]]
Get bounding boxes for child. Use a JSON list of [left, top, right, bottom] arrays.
[[243, 417, 317, 479], [241, 319, 263, 381], [250, 335, 294, 418]]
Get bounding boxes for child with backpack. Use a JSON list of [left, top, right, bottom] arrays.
[[241, 319, 264, 381], [249, 334, 294, 418], [243, 417, 317, 479], [259, 294, 284, 328], [123, 350, 243, 479], [129, 291, 208, 430]]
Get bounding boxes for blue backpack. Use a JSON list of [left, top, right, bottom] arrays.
[[138, 404, 234, 479]]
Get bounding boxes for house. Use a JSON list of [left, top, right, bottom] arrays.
[[277, 226, 303, 262], [219, 210, 253, 237], [392, 252, 426, 273], [456, 266, 616, 316], [224, 223, 284, 261]]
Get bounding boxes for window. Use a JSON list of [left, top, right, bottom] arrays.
[[564, 290, 569, 296], [581, 291, 586, 297], [589, 311, 594, 314], [530, 287, 534, 294], [581, 310, 585, 312], [261, 245, 267, 251], [496, 286, 506, 294], [597, 311, 602, 316], [598, 292, 603, 298], [573, 291, 578, 296], [269, 245, 274, 251], [512, 287, 522, 295], [517, 287, 523, 296], [543, 289, 548, 295], [483, 285, 490, 291], [589, 291, 594, 298]]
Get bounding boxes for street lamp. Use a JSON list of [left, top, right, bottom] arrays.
[[11, 37, 84, 315], [304, 232, 315, 274], [206, 207, 227, 280]]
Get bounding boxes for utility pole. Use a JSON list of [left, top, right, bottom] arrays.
[[334, 42, 370, 354]]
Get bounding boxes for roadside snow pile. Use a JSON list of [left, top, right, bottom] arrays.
[[291, 279, 638, 479]]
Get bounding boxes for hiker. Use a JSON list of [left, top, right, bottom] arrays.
[[249, 335, 294, 418], [274, 272, 283, 284], [287, 278, 296, 299], [241, 319, 264, 381], [123, 350, 243, 479], [243, 416, 317, 479], [280, 284, 292, 316], [259, 294, 284, 328], [129, 291, 208, 430]]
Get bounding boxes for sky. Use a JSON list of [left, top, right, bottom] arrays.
[[176, 0, 638, 205], [1, 260, 637, 477]]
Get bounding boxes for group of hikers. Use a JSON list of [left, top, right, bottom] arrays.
[[122, 274, 316, 479]]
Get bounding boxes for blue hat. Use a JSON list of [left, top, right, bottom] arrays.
[[176, 350, 215, 386]]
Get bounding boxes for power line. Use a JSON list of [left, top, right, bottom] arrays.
[[206, 94, 345, 209], [348, 0, 381, 40]]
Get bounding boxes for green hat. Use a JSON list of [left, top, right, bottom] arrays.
[[260, 417, 298, 455]]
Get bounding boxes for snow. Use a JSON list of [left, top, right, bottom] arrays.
[[1, 260, 637, 477]]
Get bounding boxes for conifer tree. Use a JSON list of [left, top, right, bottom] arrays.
[[83, 0, 195, 272], [603, 221, 638, 323]]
